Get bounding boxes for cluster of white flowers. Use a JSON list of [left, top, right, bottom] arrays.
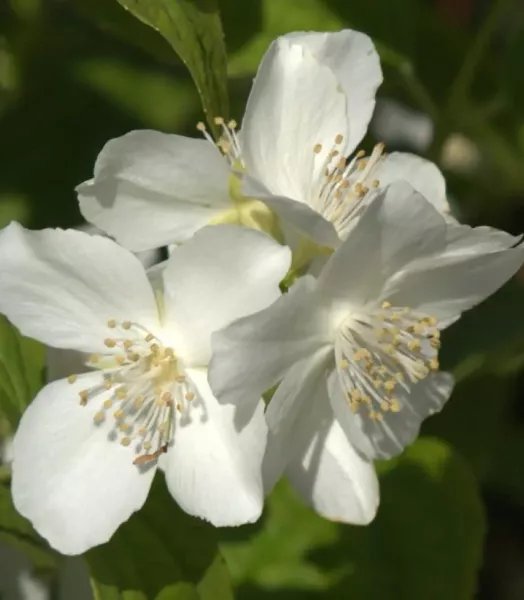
[[1, 30, 523, 556]]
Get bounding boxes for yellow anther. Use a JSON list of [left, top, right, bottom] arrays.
[[395, 372, 405, 382], [356, 149, 366, 158], [407, 339, 421, 352], [135, 395, 144, 408], [145, 333, 154, 342], [373, 379, 383, 389], [107, 319, 117, 328], [143, 441, 152, 450], [162, 392, 173, 405], [185, 392, 195, 401], [120, 437, 131, 447], [430, 338, 441, 349], [384, 379, 396, 392], [104, 380, 113, 390], [313, 143, 322, 154], [116, 355, 125, 365], [89, 354, 100, 363], [104, 338, 116, 348], [228, 119, 238, 129], [381, 301, 392, 309], [429, 358, 439, 371], [214, 116, 225, 125], [103, 399, 113, 409], [150, 343, 159, 353], [122, 321, 132, 330], [389, 398, 401, 412], [123, 340, 133, 350], [119, 422, 131, 432], [114, 409, 124, 420], [413, 323, 425, 335], [339, 359, 349, 369], [94, 411, 105, 423], [380, 400, 390, 412], [164, 347, 174, 358], [67, 374, 77, 384], [372, 179, 380, 188], [335, 134, 344, 144], [116, 387, 127, 400], [427, 317, 438, 326], [79, 390, 89, 405], [176, 403, 183, 413], [196, 122, 206, 131]]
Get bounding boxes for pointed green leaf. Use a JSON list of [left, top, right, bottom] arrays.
[[116, 0, 229, 133], [0, 316, 45, 429], [86, 474, 234, 600]]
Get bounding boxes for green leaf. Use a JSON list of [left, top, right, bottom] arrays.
[[116, 0, 229, 133], [221, 438, 485, 600], [0, 316, 45, 429], [0, 480, 58, 573], [86, 474, 234, 600]]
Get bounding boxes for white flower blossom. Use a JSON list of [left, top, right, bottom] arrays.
[[77, 29, 447, 253], [0, 223, 290, 555], [208, 182, 524, 523]]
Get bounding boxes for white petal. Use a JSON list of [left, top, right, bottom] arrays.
[[242, 173, 340, 248], [329, 369, 454, 460], [383, 243, 524, 323], [284, 30, 382, 154], [162, 225, 291, 365], [370, 152, 450, 215], [442, 223, 521, 256], [0, 224, 159, 353], [208, 275, 331, 408], [240, 36, 348, 206], [263, 349, 333, 493], [78, 131, 231, 251], [12, 374, 155, 555], [269, 361, 379, 523], [317, 182, 447, 307], [164, 368, 266, 526]]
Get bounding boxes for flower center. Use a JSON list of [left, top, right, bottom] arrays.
[[197, 117, 244, 167], [311, 135, 386, 240], [68, 319, 196, 466], [335, 301, 440, 421]]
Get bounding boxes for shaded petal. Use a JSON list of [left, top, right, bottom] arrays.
[[12, 374, 155, 555], [240, 36, 348, 205], [208, 276, 331, 407], [162, 225, 291, 365], [383, 244, 524, 324], [164, 369, 266, 526], [370, 152, 449, 215], [274, 362, 378, 523], [329, 369, 454, 460], [263, 349, 333, 492], [78, 131, 231, 251], [285, 30, 382, 154], [0, 224, 159, 354], [242, 174, 340, 248], [317, 182, 447, 307]]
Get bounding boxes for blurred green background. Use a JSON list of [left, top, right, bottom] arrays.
[[2, 0, 524, 598]]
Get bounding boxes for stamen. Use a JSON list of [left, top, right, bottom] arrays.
[[335, 302, 440, 421]]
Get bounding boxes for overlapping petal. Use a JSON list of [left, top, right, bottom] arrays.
[[12, 374, 155, 555], [78, 131, 231, 251], [0, 223, 159, 354]]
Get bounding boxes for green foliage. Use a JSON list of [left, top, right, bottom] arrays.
[[116, 0, 229, 133], [221, 438, 485, 600], [86, 475, 234, 600], [0, 476, 58, 573], [0, 316, 44, 430]]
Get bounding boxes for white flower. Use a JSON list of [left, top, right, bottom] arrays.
[[77, 29, 447, 253], [208, 182, 524, 523], [0, 223, 291, 555]]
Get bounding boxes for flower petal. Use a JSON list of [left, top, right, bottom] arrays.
[[12, 374, 155, 555], [240, 36, 348, 206], [370, 152, 450, 215], [242, 173, 340, 248], [383, 243, 524, 323], [269, 360, 379, 523], [329, 369, 454, 460], [263, 349, 333, 493], [78, 131, 231, 251], [208, 275, 331, 408], [284, 29, 382, 154], [164, 368, 266, 526], [0, 223, 159, 354], [162, 225, 291, 365], [317, 182, 447, 307]]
